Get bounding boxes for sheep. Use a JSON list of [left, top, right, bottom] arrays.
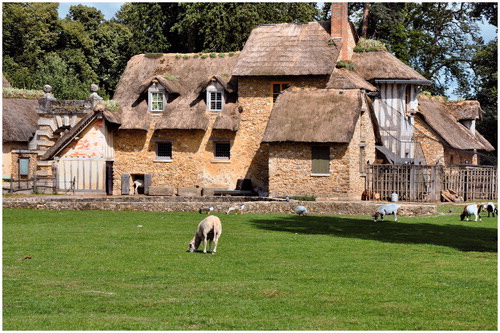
[[133, 179, 144, 194], [199, 206, 214, 214], [373, 203, 401, 222], [484, 202, 497, 217], [226, 204, 245, 215], [460, 204, 482, 222], [295, 205, 309, 216], [188, 215, 222, 254]]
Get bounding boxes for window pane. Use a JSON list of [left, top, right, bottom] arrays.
[[19, 158, 29, 176], [151, 92, 164, 111], [215, 142, 230, 159], [312, 146, 330, 174], [209, 92, 223, 111], [157, 142, 172, 158]]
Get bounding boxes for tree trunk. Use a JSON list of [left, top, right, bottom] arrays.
[[361, 3, 371, 38]]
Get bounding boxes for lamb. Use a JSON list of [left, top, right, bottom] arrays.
[[484, 202, 497, 217], [133, 179, 144, 194], [373, 203, 401, 222], [226, 204, 245, 215], [460, 204, 483, 222], [188, 215, 222, 254]]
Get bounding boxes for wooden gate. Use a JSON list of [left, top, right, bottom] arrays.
[[56, 158, 106, 192]]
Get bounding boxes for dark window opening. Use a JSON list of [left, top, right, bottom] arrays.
[[214, 142, 231, 159]]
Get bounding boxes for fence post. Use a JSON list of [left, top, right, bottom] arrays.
[[10, 174, 13, 193], [409, 167, 416, 201], [33, 174, 37, 194]]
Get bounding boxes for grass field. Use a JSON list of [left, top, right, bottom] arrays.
[[2, 208, 497, 330]]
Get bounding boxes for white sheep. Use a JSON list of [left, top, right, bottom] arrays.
[[188, 215, 222, 254], [295, 205, 309, 216], [226, 204, 245, 215], [373, 203, 401, 222]]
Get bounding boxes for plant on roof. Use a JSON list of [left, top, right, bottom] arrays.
[[336, 60, 356, 71], [99, 100, 120, 112], [353, 38, 387, 52], [2, 87, 44, 100], [228, 52, 235, 57], [210, 53, 217, 58], [218, 53, 226, 58], [175, 54, 182, 59], [145, 53, 164, 58], [183, 55, 190, 59], [193, 54, 200, 58], [201, 54, 208, 59], [163, 73, 179, 82]]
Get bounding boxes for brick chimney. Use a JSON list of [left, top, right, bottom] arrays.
[[331, 2, 350, 60]]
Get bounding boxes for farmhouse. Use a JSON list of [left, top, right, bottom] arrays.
[[3, 3, 495, 199]]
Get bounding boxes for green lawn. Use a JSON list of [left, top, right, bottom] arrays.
[[2, 208, 497, 330]]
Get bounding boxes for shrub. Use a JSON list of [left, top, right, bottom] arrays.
[[210, 53, 217, 58], [2, 87, 44, 99]]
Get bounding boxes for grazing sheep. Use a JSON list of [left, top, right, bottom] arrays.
[[484, 202, 497, 217], [188, 215, 222, 254], [295, 205, 309, 216], [199, 206, 214, 214], [460, 204, 482, 222], [373, 203, 401, 222], [226, 204, 245, 215], [133, 179, 144, 194]]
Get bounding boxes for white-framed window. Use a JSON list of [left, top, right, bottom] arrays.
[[148, 84, 166, 113], [206, 82, 224, 111]]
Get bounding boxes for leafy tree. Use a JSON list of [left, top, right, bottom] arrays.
[[172, 2, 319, 52]]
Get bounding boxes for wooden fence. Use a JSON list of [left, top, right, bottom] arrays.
[[2, 175, 59, 194], [365, 164, 497, 202]]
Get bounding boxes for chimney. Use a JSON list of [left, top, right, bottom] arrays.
[[331, 2, 350, 60]]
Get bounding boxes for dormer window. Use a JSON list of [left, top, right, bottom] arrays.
[[206, 82, 224, 111], [148, 83, 166, 113]]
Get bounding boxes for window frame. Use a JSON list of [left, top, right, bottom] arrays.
[[311, 145, 330, 176], [155, 141, 173, 161], [206, 82, 225, 112], [214, 141, 231, 160], [271, 82, 291, 103], [148, 84, 167, 113]]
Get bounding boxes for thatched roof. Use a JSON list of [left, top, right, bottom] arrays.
[[233, 21, 341, 76], [113, 53, 240, 131], [352, 50, 429, 82], [213, 103, 243, 131], [417, 95, 494, 151], [262, 88, 364, 143], [326, 68, 377, 91], [3, 75, 12, 88], [3, 98, 38, 143], [445, 100, 483, 121]]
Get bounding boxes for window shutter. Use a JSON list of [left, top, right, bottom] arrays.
[[143, 174, 152, 195], [19, 158, 29, 176], [312, 146, 330, 174], [121, 173, 130, 195]]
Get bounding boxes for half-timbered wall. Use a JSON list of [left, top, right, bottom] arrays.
[[373, 83, 418, 160]]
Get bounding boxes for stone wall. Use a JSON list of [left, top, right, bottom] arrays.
[[3, 196, 437, 217], [112, 76, 328, 196]]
